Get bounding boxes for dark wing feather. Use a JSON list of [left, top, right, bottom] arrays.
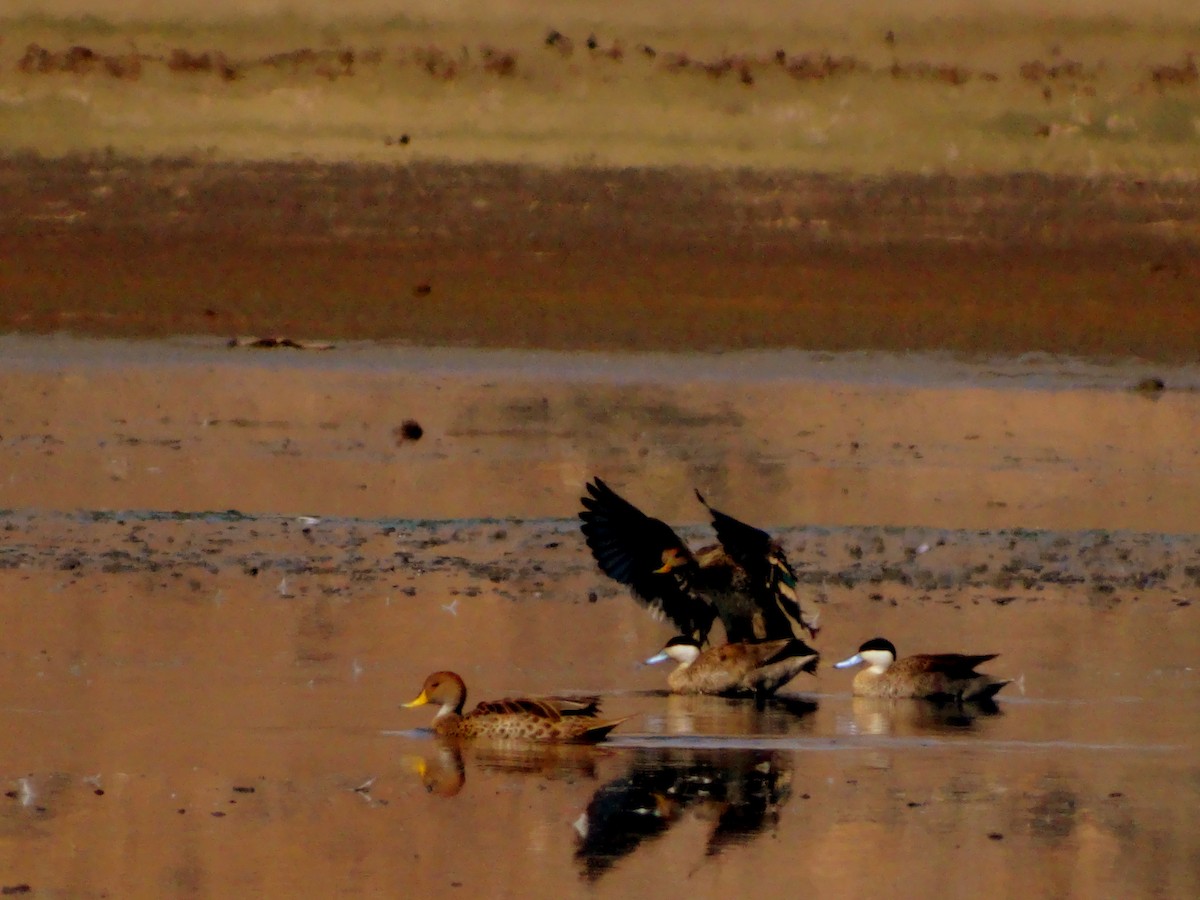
[[580, 478, 717, 642], [917, 653, 1000, 676], [472, 698, 565, 720], [696, 491, 820, 639], [542, 695, 602, 717], [757, 638, 821, 672]]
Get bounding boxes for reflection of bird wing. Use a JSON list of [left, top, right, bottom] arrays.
[[580, 477, 718, 642], [705, 753, 789, 857], [696, 491, 820, 639]]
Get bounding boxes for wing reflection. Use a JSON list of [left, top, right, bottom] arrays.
[[407, 739, 602, 798], [838, 695, 1003, 737], [574, 747, 792, 881]]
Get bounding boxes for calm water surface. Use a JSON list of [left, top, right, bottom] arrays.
[[1, 555, 1194, 899], [0, 346, 1196, 897]]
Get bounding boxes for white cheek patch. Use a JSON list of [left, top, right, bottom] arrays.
[[859, 650, 893, 672]]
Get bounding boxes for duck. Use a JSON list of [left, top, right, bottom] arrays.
[[402, 671, 630, 742], [579, 477, 819, 645], [645, 635, 820, 699], [833, 638, 1010, 702]]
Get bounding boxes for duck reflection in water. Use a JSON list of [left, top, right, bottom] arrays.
[[406, 741, 603, 798], [654, 691, 818, 738], [574, 748, 792, 881], [839, 694, 1004, 738]]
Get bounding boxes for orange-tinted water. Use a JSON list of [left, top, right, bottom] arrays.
[[0, 338, 1196, 898]]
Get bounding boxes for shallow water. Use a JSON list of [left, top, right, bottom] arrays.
[[1, 513, 1196, 898], [0, 340, 1197, 897]]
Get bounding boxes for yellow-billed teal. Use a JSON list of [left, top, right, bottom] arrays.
[[403, 671, 630, 742]]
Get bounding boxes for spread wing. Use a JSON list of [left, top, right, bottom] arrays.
[[696, 490, 820, 639], [579, 477, 718, 642]]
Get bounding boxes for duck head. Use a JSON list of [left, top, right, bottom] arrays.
[[403, 670, 468, 720], [645, 635, 702, 667], [834, 638, 898, 674], [653, 546, 690, 574]]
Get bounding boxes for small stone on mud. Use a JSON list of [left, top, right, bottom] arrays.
[[1132, 377, 1165, 395], [988, 832, 1004, 840], [395, 420, 424, 443]]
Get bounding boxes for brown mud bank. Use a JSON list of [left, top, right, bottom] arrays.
[[3, 158, 1200, 359]]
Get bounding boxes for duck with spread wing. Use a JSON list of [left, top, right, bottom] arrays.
[[578, 476, 820, 646]]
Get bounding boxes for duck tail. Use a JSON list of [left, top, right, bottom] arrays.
[[762, 638, 821, 673], [576, 715, 635, 743], [970, 678, 1012, 702]]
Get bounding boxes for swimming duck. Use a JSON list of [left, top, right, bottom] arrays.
[[579, 477, 819, 645], [833, 638, 1010, 702], [402, 671, 630, 742], [646, 636, 820, 699]]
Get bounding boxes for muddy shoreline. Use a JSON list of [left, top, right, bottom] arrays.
[[4, 157, 1200, 359], [4, 509, 1195, 605]]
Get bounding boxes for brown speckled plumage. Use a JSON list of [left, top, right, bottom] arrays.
[[403, 671, 630, 742]]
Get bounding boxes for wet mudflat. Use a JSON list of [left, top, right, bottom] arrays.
[[0, 338, 1197, 898]]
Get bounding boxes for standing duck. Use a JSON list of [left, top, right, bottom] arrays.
[[402, 671, 630, 742], [833, 638, 1010, 702], [645, 635, 820, 699], [579, 477, 819, 645]]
